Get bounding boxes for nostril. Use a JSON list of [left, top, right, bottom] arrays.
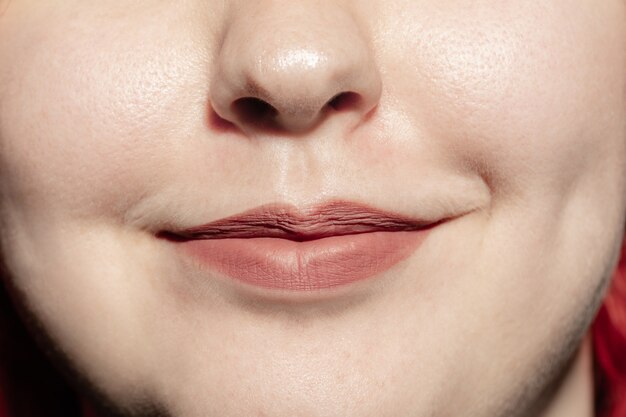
[[228, 92, 366, 132], [232, 97, 279, 125], [327, 92, 361, 111]]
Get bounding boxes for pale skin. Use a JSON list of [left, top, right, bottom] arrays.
[[0, 1, 625, 416]]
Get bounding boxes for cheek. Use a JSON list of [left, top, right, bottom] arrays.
[[0, 3, 211, 219], [385, 1, 626, 198], [377, 1, 626, 364]]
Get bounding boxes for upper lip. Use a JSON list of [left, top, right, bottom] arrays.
[[158, 200, 441, 242]]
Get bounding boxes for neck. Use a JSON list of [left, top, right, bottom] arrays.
[[538, 333, 595, 417]]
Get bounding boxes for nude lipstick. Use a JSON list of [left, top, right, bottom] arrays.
[[159, 201, 437, 291]]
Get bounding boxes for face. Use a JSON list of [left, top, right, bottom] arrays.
[[0, 1, 625, 416]]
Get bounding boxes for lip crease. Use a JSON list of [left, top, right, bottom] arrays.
[[158, 200, 442, 292], [158, 200, 437, 241]]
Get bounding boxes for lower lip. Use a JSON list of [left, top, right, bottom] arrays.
[[173, 230, 428, 291]]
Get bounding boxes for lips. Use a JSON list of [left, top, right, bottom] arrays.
[[158, 201, 440, 291]]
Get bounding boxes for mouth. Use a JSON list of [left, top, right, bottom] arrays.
[[157, 200, 444, 292]]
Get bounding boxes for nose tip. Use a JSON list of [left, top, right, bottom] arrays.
[[210, 5, 382, 133]]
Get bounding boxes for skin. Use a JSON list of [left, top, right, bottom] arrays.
[[0, 0, 625, 416]]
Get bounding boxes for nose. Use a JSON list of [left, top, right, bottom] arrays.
[[210, 3, 382, 133]]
